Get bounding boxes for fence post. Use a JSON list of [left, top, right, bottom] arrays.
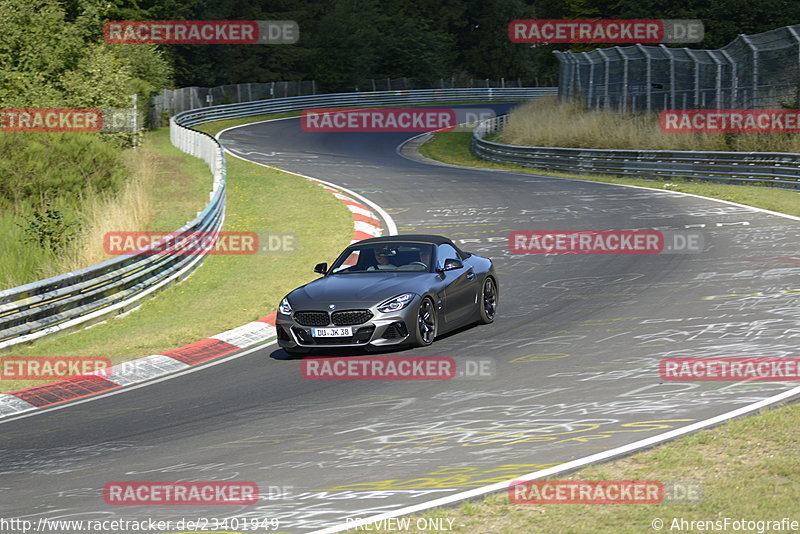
[[720, 49, 737, 107], [554, 51, 568, 100], [659, 45, 676, 109], [688, 49, 701, 107], [587, 54, 596, 109], [597, 48, 611, 110], [741, 35, 758, 107], [620, 49, 629, 113], [708, 51, 723, 109], [636, 44, 652, 113], [787, 27, 800, 106], [561, 55, 570, 98]]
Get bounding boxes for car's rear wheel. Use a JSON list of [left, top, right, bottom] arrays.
[[413, 297, 437, 347], [478, 277, 497, 324]]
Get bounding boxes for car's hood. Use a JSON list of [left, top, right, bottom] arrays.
[[288, 272, 435, 308]]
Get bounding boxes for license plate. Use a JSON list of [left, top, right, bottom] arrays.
[[312, 327, 352, 337]]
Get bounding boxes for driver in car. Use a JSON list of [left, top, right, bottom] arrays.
[[419, 247, 432, 269], [369, 247, 397, 270]]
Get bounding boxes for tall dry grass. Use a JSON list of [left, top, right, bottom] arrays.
[[41, 150, 156, 278], [500, 98, 800, 153]]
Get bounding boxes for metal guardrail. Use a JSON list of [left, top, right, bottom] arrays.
[[472, 115, 800, 189], [0, 88, 548, 349], [174, 88, 557, 126]]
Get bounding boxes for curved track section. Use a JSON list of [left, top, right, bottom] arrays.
[[1, 104, 798, 533]]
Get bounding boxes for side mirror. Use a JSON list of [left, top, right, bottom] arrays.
[[438, 258, 463, 272], [314, 262, 327, 275]]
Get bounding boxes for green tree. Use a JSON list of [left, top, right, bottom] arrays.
[[0, 0, 172, 108], [309, 0, 383, 92], [459, 0, 538, 80]]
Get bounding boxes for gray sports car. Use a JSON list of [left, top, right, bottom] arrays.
[[275, 235, 497, 354]]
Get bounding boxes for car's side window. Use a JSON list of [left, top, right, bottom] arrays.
[[436, 243, 460, 269]]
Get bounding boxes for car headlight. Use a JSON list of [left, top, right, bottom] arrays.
[[377, 293, 415, 313], [279, 297, 292, 315]]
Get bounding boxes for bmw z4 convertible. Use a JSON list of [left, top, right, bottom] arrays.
[[276, 235, 498, 354]]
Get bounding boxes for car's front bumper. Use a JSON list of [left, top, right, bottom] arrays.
[[275, 300, 419, 350]]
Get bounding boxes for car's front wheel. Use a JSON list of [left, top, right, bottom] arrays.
[[412, 297, 437, 347], [478, 277, 497, 324]]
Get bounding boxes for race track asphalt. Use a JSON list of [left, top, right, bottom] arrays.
[[1, 104, 798, 533]]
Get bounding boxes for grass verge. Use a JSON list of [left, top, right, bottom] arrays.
[[502, 98, 800, 153], [419, 131, 800, 217], [2, 124, 352, 393], [350, 402, 800, 533]]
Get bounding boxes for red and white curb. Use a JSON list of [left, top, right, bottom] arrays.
[[0, 175, 391, 420], [321, 185, 384, 242], [0, 317, 277, 418]]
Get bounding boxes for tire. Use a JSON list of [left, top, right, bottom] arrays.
[[478, 276, 497, 324], [412, 297, 437, 347]]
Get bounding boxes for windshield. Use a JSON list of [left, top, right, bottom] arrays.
[[330, 242, 435, 273]]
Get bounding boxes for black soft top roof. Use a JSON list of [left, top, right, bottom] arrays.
[[356, 234, 455, 246], [351, 234, 469, 258]]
